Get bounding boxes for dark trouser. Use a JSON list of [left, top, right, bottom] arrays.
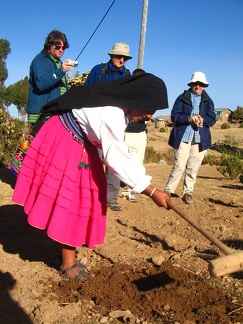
[[106, 167, 120, 204]]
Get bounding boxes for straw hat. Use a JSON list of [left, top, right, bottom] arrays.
[[187, 72, 209, 87], [108, 43, 132, 59]]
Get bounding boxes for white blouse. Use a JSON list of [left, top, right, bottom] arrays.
[[73, 106, 152, 193]]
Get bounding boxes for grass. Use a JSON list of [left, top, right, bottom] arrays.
[[146, 124, 243, 152], [145, 125, 243, 171]]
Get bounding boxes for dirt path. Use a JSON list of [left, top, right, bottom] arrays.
[[0, 159, 243, 323]]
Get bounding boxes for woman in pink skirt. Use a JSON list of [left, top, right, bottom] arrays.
[[12, 73, 170, 281]]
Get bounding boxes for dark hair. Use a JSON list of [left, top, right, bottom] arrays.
[[132, 68, 146, 75], [44, 30, 70, 50]]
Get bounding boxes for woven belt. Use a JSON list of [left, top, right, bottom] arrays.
[[59, 112, 93, 148]]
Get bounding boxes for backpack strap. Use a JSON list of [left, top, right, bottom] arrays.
[[97, 62, 130, 81], [98, 63, 108, 81], [124, 67, 130, 77]]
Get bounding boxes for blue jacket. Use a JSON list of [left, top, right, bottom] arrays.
[[27, 49, 68, 114], [85, 60, 131, 84], [168, 89, 216, 151]]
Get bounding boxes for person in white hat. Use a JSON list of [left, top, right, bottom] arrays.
[[85, 43, 132, 211], [164, 72, 216, 204]]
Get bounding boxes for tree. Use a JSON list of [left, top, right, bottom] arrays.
[[73, 70, 81, 78], [0, 84, 5, 109], [0, 39, 11, 85], [4, 77, 29, 120], [232, 106, 243, 123]]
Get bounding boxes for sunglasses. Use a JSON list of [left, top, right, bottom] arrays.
[[54, 45, 65, 50], [192, 82, 204, 87], [113, 55, 129, 61]]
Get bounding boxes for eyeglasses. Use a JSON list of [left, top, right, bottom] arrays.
[[54, 45, 65, 51]]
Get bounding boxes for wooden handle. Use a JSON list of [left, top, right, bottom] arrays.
[[208, 251, 243, 277], [167, 201, 243, 277], [167, 200, 232, 255]]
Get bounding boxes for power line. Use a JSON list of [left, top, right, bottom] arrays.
[[75, 0, 116, 61]]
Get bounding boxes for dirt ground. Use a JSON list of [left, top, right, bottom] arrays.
[[0, 126, 243, 324]]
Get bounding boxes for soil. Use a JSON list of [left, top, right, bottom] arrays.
[[0, 126, 243, 324]]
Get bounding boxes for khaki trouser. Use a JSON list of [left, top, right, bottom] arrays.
[[165, 141, 207, 196]]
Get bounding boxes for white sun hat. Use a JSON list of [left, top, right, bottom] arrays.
[[108, 43, 132, 59], [187, 72, 209, 87]]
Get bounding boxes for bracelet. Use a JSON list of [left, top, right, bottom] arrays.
[[149, 187, 156, 198]]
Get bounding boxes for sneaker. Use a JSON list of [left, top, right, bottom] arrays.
[[164, 189, 171, 197], [126, 193, 137, 203], [183, 193, 194, 205], [107, 203, 123, 211], [121, 186, 130, 197]]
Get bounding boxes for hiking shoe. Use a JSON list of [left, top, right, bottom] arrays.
[[183, 193, 194, 205], [126, 193, 137, 203], [108, 203, 123, 211]]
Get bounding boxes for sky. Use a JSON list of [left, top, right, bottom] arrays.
[[1, 0, 243, 118]]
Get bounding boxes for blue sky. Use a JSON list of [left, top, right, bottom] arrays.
[[1, 0, 243, 118]]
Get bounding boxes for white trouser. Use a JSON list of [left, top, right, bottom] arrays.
[[122, 131, 147, 196], [165, 141, 207, 195], [125, 131, 147, 163]]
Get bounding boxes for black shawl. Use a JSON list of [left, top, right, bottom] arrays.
[[41, 73, 168, 114]]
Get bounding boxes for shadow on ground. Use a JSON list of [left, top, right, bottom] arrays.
[[0, 204, 60, 268]]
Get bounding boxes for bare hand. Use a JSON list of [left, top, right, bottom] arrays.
[[191, 115, 203, 128], [62, 59, 74, 72], [198, 115, 204, 127], [151, 189, 171, 209]]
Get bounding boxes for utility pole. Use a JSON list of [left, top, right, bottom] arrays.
[[137, 0, 149, 69]]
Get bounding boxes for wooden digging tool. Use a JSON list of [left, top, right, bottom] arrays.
[[167, 200, 243, 277]]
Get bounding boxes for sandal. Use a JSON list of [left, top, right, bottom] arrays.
[[60, 262, 90, 281], [57, 255, 88, 271], [76, 261, 88, 270]]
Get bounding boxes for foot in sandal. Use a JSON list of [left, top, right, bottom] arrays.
[[60, 261, 90, 281]]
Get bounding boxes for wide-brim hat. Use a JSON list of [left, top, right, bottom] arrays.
[[108, 42, 132, 59], [187, 72, 209, 87]]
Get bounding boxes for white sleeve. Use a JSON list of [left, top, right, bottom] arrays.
[[73, 106, 152, 193]]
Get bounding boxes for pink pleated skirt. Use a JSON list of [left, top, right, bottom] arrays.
[[12, 116, 107, 248]]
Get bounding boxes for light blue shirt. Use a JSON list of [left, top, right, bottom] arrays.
[[182, 92, 201, 143]]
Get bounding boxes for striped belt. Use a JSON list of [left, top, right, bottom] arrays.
[[59, 112, 94, 148]]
